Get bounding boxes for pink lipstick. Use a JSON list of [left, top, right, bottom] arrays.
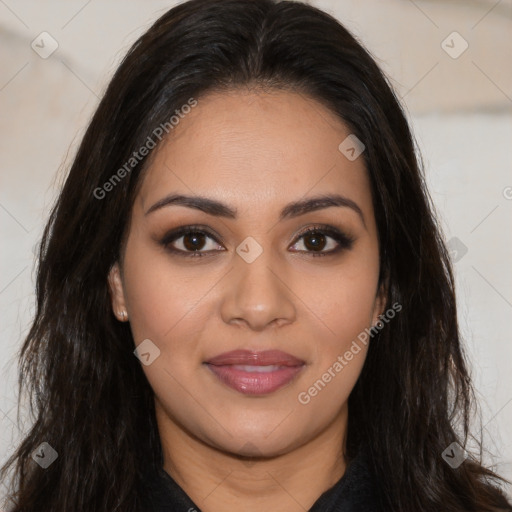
[[204, 349, 305, 395]]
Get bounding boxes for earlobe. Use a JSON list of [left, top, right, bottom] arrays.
[[108, 262, 129, 322]]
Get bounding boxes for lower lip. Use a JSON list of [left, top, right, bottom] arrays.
[[205, 364, 304, 395]]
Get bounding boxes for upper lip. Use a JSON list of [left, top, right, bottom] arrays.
[[205, 350, 305, 366]]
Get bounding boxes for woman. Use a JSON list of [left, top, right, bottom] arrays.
[[1, 0, 511, 510]]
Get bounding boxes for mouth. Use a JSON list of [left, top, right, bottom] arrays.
[[204, 349, 306, 395]]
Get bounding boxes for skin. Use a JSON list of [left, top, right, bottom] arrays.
[[108, 88, 385, 512]]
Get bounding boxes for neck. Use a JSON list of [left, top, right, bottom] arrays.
[[156, 403, 348, 512]]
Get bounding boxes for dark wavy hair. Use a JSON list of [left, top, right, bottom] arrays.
[[1, 0, 511, 510]]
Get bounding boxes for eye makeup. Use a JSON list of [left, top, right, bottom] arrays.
[[157, 223, 356, 259]]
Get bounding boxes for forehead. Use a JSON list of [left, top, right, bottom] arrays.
[[137, 89, 373, 219]]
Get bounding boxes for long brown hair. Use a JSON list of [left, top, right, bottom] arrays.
[[2, 0, 511, 510]]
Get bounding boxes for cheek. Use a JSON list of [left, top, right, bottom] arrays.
[[122, 242, 213, 343], [295, 251, 380, 351], [290, 248, 379, 411], [121, 246, 215, 426], [120, 242, 224, 402]]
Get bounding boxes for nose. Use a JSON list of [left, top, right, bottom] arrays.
[[220, 252, 297, 332]]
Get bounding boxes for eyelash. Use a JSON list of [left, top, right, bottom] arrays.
[[159, 224, 355, 259]]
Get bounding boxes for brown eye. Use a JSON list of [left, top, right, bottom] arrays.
[[290, 226, 355, 257], [160, 226, 224, 257], [302, 231, 327, 252], [182, 231, 207, 251]]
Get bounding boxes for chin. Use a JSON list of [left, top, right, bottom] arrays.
[[200, 419, 308, 460]]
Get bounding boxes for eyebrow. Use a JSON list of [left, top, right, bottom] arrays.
[[145, 193, 366, 226]]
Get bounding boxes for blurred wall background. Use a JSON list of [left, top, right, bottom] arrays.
[[1, 0, 511, 503]]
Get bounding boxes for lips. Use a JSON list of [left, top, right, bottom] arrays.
[[204, 350, 305, 395]]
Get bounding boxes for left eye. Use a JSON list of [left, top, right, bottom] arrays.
[[289, 227, 354, 256]]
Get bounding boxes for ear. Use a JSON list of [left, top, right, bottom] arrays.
[[108, 262, 128, 321], [371, 279, 388, 327]]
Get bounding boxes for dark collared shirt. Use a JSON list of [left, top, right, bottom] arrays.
[[141, 448, 386, 511]]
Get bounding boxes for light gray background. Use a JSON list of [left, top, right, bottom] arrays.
[[1, 0, 511, 502]]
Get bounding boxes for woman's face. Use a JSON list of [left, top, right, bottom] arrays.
[[109, 89, 384, 458]]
